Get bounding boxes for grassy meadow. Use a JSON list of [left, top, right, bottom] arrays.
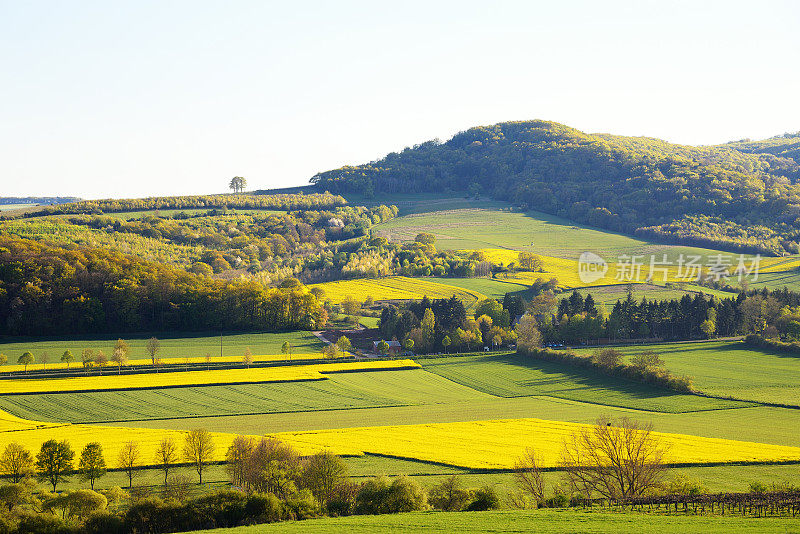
[[575, 340, 800, 406], [0, 330, 323, 363], [196, 509, 800, 534]]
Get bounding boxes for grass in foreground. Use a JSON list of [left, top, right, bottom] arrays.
[[195, 509, 800, 534]]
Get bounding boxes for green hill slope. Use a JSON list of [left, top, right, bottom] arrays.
[[312, 120, 800, 255]]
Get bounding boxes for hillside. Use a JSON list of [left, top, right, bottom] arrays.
[[311, 120, 800, 255], [720, 132, 800, 162]]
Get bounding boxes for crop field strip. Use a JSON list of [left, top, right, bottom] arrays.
[[0, 359, 420, 395], [268, 417, 800, 470], [0, 353, 323, 375], [3, 405, 800, 472], [372, 206, 735, 260], [310, 276, 486, 310], [0, 369, 491, 423]]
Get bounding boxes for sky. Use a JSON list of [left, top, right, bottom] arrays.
[[1, 0, 798, 200]]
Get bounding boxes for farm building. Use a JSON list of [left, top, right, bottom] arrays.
[[373, 340, 402, 355]]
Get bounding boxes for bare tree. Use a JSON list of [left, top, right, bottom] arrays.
[[40, 351, 49, 370], [242, 348, 253, 368], [146, 337, 161, 366], [560, 416, 669, 501], [514, 448, 546, 507], [117, 441, 141, 488], [183, 429, 215, 484], [225, 435, 255, 488], [94, 350, 108, 375], [154, 437, 179, 486], [111, 348, 128, 374]]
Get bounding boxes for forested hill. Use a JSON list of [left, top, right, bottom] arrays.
[[720, 132, 800, 162], [311, 120, 800, 255]]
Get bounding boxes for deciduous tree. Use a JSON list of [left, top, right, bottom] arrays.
[[560, 416, 668, 500], [146, 337, 161, 365], [36, 439, 74, 492], [17, 352, 34, 373], [0, 443, 33, 483], [78, 442, 107, 490], [184, 429, 214, 484], [154, 437, 178, 486], [60, 350, 74, 369], [117, 441, 141, 488]]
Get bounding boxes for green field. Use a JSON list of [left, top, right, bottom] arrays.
[[744, 269, 800, 292], [580, 283, 705, 305], [0, 369, 489, 423], [373, 202, 727, 261], [419, 353, 749, 413], [196, 509, 800, 534], [576, 340, 800, 407], [0, 330, 323, 363]]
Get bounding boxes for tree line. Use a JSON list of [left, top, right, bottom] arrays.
[[537, 286, 800, 345], [0, 236, 326, 335], [5, 192, 347, 219]]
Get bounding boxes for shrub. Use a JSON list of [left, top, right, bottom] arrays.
[[466, 486, 500, 511], [355, 476, 427, 515], [428, 476, 473, 511], [244, 493, 283, 524], [282, 488, 320, 520], [15, 513, 71, 534], [544, 492, 570, 508], [326, 481, 359, 517], [83, 512, 125, 534]]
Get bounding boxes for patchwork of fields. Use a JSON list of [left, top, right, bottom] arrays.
[[0, 360, 419, 394]]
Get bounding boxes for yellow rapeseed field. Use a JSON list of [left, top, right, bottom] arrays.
[[269, 418, 800, 469], [469, 248, 794, 289], [0, 359, 420, 394], [0, 414, 798, 471], [0, 353, 322, 375], [309, 276, 485, 309]]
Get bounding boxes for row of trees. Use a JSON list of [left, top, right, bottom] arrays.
[[0, 429, 215, 493], [8, 192, 347, 218]]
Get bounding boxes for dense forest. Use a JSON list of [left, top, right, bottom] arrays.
[[311, 121, 800, 255], [0, 236, 326, 335]]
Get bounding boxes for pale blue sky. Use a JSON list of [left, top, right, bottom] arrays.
[[1, 0, 798, 199]]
